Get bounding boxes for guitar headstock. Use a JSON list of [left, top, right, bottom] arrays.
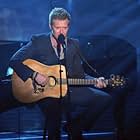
[[108, 74, 126, 87]]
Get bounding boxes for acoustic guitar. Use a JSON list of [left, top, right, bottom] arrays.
[[12, 59, 125, 103]]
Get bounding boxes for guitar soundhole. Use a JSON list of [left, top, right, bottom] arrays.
[[49, 76, 56, 87]]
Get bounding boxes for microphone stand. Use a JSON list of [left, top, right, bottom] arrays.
[[42, 42, 63, 140], [56, 43, 64, 140], [62, 44, 73, 140], [57, 44, 63, 99], [50, 34, 72, 139], [58, 43, 73, 140]]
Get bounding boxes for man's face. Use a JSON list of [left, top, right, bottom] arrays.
[[50, 19, 69, 39]]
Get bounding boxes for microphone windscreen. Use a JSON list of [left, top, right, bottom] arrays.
[[58, 34, 65, 44]]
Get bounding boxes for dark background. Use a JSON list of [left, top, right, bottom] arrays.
[[0, 0, 140, 139]]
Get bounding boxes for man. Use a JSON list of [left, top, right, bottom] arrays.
[[9, 8, 112, 140]]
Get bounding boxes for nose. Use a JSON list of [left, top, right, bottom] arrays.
[[60, 28, 64, 34], [60, 31, 63, 34]]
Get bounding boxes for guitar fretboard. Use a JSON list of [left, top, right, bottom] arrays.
[[68, 78, 97, 85], [57, 78, 108, 86]]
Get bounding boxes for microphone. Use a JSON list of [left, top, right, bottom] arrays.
[[58, 34, 66, 48], [52, 33, 65, 58]]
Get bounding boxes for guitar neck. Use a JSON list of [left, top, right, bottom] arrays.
[[60, 78, 109, 86]]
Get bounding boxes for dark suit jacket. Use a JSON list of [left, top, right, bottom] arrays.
[[9, 33, 85, 81]]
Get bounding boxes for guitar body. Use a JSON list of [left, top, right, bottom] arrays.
[[12, 59, 125, 103], [12, 59, 67, 103]]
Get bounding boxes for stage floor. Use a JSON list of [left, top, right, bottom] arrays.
[[0, 130, 115, 140]]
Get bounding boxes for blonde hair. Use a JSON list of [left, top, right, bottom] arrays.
[[49, 8, 71, 25]]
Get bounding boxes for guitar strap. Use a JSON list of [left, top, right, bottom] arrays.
[[74, 42, 100, 76]]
